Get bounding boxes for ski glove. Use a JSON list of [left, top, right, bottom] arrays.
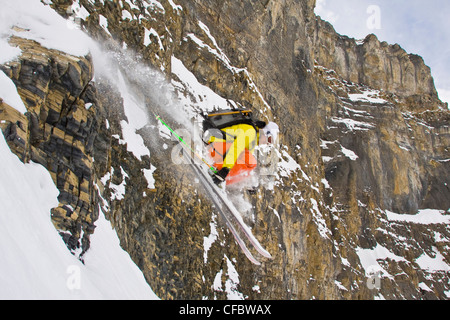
[[213, 167, 230, 185]]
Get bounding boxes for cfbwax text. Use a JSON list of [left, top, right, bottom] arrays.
[[179, 303, 271, 317]]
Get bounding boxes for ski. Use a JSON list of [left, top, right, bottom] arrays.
[[191, 162, 261, 265], [192, 160, 272, 260]]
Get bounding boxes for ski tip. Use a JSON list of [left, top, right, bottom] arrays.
[[262, 250, 273, 260], [250, 253, 271, 265]]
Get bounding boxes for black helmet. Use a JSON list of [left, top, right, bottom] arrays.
[[254, 120, 267, 129]]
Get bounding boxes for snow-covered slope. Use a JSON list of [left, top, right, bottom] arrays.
[[0, 132, 157, 299], [0, 0, 158, 300]]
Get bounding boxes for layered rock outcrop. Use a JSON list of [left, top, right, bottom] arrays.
[[1, 0, 449, 300], [1, 35, 100, 258]]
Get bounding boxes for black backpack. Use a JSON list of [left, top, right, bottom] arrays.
[[202, 109, 265, 132]]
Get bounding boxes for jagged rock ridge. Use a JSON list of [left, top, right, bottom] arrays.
[[0, 0, 449, 300]]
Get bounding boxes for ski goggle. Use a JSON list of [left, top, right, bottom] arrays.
[[265, 130, 278, 144]]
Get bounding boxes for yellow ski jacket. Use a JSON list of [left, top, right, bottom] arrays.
[[208, 123, 259, 169]]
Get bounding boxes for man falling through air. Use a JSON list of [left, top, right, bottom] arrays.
[[202, 109, 279, 186]]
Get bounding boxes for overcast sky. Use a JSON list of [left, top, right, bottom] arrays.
[[315, 0, 450, 104]]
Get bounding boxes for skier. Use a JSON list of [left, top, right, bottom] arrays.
[[202, 109, 279, 185], [154, 113, 273, 264]]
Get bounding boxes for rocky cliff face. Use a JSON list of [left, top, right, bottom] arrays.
[[1, 0, 449, 300], [311, 18, 439, 100]]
